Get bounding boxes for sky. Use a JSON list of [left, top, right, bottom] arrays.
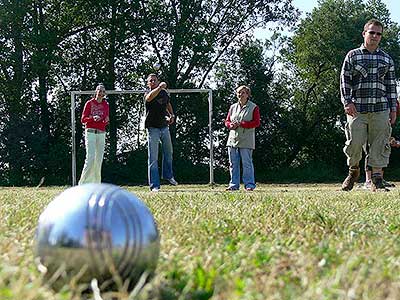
[[254, 0, 400, 39], [293, 0, 400, 24], [253, 0, 400, 91]]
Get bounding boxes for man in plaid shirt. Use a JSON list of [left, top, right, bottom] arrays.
[[340, 19, 398, 191]]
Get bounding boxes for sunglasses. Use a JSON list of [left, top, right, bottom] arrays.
[[367, 30, 382, 36]]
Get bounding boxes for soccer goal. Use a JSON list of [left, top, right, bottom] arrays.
[[70, 89, 214, 186]]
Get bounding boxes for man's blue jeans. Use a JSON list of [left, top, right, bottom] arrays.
[[228, 147, 256, 189], [147, 127, 174, 189]]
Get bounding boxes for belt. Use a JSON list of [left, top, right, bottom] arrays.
[[86, 128, 105, 134]]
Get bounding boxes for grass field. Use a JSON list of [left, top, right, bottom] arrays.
[[1, 184, 400, 300]]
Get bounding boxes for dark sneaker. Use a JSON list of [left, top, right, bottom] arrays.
[[371, 176, 389, 192], [245, 187, 254, 191], [225, 186, 239, 191], [166, 178, 178, 186], [382, 179, 395, 188], [341, 167, 360, 191]]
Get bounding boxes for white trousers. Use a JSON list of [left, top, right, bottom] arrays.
[[79, 130, 106, 184]]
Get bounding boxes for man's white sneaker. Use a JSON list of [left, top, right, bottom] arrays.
[[151, 187, 160, 192], [167, 178, 178, 186]]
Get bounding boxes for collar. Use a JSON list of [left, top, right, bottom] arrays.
[[238, 101, 249, 108], [360, 43, 380, 54], [92, 97, 104, 103]]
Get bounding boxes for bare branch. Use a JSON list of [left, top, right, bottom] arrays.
[[198, 19, 265, 87], [171, 0, 179, 21], [150, 35, 166, 71], [0, 63, 11, 82], [58, 23, 104, 44]]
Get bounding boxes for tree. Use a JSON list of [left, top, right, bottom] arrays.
[[138, 0, 299, 175], [0, 0, 32, 185], [276, 0, 400, 171], [139, 0, 299, 88]]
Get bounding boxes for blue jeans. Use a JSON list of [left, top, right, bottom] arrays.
[[147, 127, 174, 189], [228, 147, 255, 189]]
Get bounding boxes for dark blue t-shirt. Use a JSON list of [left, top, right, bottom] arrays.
[[144, 89, 170, 128]]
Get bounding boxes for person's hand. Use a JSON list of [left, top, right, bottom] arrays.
[[165, 115, 175, 125], [229, 122, 240, 130], [93, 115, 101, 122], [389, 111, 397, 125], [159, 82, 167, 89], [390, 137, 400, 148], [344, 103, 357, 117]]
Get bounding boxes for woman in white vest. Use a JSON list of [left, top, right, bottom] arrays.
[[224, 85, 260, 191]]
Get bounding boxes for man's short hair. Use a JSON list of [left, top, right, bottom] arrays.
[[236, 85, 251, 97], [147, 73, 158, 80], [364, 19, 384, 32]]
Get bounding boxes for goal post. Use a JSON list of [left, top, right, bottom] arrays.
[[70, 89, 214, 186]]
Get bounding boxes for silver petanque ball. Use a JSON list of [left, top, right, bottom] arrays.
[[34, 183, 160, 291]]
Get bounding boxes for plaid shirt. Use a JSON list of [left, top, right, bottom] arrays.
[[340, 44, 397, 113]]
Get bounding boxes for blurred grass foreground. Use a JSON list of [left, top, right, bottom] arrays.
[[1, 184, 400, 300]]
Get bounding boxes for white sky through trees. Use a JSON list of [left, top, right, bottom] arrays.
[[254, 0, 400, 40], [254, 0, 400, 92]]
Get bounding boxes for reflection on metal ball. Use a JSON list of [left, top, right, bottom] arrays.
[[34, 183, 160, 291]]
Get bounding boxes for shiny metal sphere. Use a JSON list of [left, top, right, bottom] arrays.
[[35, 183, 160, 291]]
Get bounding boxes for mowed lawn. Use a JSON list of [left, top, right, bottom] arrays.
[[1, 184, 400, 300]]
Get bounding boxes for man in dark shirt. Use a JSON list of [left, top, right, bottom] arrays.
[[145, 74, 177, 192], [340, 19, 397, 191]]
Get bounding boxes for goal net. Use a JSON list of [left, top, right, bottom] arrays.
[[70, 89, 214, 186]]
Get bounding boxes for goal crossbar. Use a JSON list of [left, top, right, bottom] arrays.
[[70, 89, 214, 186]]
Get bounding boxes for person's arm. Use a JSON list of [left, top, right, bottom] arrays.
[[145, 82, 167, 102], [166, 102, 175, 124], [240, 106, 260, 128], [340, 53, 357, 117], [340, 53, 353, 106], [81, 101, 92, 124], [103, 101, 110, 124], [396, 99, 400, 117], [224, 110, 232, 129], [386, 59, 397, 125], [225, 109, 240, 129]]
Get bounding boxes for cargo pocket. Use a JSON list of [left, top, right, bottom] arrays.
[[381, 122, 392, 163], [343, 121, 353, 158]]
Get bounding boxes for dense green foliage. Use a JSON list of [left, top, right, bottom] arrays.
[[2, 185, 400, 299], [0, 0, 399, 186], [274, 0, 400, 176]]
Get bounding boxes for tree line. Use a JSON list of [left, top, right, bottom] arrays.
[[0, 0, 399, 186]]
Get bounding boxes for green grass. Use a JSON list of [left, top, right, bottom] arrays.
[[1, 184, 400, 299]]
